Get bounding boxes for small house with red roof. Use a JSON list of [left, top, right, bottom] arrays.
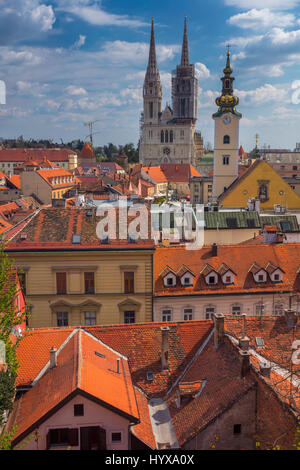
[[5, 312, 300, 450]]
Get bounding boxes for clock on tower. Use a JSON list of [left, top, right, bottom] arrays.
[[212, 48, 242, 201]]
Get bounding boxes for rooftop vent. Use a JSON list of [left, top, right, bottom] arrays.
[[255, 337, 265, 349], [95, 351, 105, 359], [146, 371, 154, 382], [20, 233, 27, 240], [72, 234, 81, 244]]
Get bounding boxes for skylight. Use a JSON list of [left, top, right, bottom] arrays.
[[72, 234, 81, 244], [255, 337, 265, 348]]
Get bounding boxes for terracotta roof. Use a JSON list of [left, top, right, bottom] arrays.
[[142, 166, 168, 183], [167, 336, 255, 446], [160, 163, 201, 182], [10, 329, 139, 444], [154, 244, 300, 297], [79, 142, 96, 160], [9, 315, 300, 449], [8, 174, 21, 189], [36, 168, 76, 189], [5, 207, 155, 251], [0, 148, 76, 162]]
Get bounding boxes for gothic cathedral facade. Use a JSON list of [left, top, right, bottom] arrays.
[[212, 48, 242, 201], [139, 18, 203, 167]]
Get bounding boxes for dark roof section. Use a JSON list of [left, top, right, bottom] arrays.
[[204, 211, 261, 230]]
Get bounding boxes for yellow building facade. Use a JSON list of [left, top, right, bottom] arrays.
[[6, 207, 154, 328], [219, 159, 300, 210]]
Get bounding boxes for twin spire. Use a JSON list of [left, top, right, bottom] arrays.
[[181, 16, 190, 67], [146, 16, 190, 77]]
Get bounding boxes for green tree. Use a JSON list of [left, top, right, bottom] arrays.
[[0, 236, 28, 431]]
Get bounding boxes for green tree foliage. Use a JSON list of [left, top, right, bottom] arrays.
[[0, 236, 28, 434]]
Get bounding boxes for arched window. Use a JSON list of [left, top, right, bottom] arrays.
[[165, 130, 168, 143], [161, 130, 164, 143], [223, 135, 230, 144], [170, 130, 174, 143]]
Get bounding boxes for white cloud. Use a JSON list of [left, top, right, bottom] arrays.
[[120, 88, 142, 104], [223, 35, 264, 48], [195, 62, 210, 79], [98, 41, 180, 64], [0, 48, 42, 65], [0, 1, 56, 44], [73, 35, 86, 49], [59, 4, 146, 28], [224, 0, 300, 10], [30, 5, 55, 32], [66, 85, 87, 96], [237, 83, 289, 105], [228, 9, 295, 30], [269, 27, 300, 44]]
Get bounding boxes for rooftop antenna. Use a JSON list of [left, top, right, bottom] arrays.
[[83, 120, 100, 147]]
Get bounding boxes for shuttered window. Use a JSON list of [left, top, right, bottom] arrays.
[[56, 272, 66, 294]]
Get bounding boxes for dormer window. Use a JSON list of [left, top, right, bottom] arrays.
[[164, 273, 176, 288], [201, 264, 218, 286], [208, 275, 217, 285], [265, 263, 284, 283], [160, 266, 177, 288], [177, 266, 195, 287], [249, 263, 267, 283]]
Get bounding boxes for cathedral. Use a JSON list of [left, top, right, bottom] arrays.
[[139, 18, 203, 167]]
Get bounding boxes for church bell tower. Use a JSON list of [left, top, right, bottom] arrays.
[[212, 47, 242, 201]]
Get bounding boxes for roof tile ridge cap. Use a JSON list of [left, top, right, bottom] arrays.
[[164, 327, 214, 399], [7, 208, 41, 242], [82, 328, 129, 360], [31, 328, 80, 386]]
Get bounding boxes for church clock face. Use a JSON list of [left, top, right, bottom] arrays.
[[222, 115, 231, 125]]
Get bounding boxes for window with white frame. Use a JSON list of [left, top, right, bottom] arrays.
[[231, 305, 242, 315], [84, 311, 97, 326], [162, 309, 172, 322], [274, 303, 283, 315], [181, 273, 193, 287], [183, 308, 193, 321], [205, 306, 215, 319], [206, 273, 218, 285], [255, 302, 265, 315], [164, 273, 176, 288]]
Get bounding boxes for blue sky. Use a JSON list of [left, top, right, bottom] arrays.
[[1, 0, 300, 151]]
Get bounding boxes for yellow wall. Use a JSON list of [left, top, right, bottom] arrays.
[[10, 250, 153, 328], [220, 160, 300, 210]]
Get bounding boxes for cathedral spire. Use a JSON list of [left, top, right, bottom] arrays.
[[181, 16, 189, 67], [146, 17, 159, 79]]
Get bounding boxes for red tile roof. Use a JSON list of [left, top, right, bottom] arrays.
[[9, 315, 300, 449], [10, 329, 139, 445], [154, 244, 300, 297], [79, 142, 96, 160], [0, 148, 76, 162], [36, 168, 76, 188], [5, 207, 155, 251]]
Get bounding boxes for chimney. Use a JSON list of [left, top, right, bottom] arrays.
[[161, 326, 170, 370], [238, 336, 250, 351], [211, 243, 218, 257], [259, 361, 271, 378], [239, 350, 250, 378], [214, 313, 224, 349], [50, 347, 57, 369], [284, 309, 298, 328]]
